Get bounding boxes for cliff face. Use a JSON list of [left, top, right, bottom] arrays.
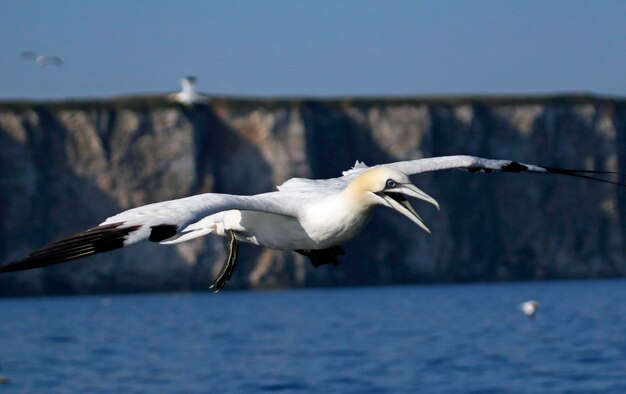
[[1, 96, 625, 295]]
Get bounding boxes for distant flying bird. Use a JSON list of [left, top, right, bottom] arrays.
[[168, 76, 208, 105], [0, 155, 623, 292], [520, 300, 540, 318], [21, 51, 64, 67]]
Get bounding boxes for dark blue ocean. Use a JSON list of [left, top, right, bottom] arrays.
[[1, 279, 626, 393]]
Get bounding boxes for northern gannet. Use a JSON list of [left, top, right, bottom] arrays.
[[168, 76, 208, 105], [21, 51, 64, 67], [520, 300, 540, 318], [0, 155, 622, 291]]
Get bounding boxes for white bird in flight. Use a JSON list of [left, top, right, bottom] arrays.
[[168, 76, 208, 105], [0, 155, 622, 291], [520, 300, 540, 318], [21, 51, 64, 67]]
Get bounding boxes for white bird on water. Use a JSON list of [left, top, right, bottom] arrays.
[[0, 155, 622, 292], [21, 51, 64, 67], [168, 76, 208, 105], [520, 300, 540, 318]]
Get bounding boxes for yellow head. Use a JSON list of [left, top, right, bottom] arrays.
[[343, 166, 439, 233]]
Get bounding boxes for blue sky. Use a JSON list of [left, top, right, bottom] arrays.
[[2, 1, 626, 100]]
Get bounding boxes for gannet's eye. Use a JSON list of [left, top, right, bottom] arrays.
[[385, 179, 397, 189]]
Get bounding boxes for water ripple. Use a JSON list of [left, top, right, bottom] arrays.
[[1, 279, 626, 393]]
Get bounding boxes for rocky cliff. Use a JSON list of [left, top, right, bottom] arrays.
[[1, 95, 625, 295]]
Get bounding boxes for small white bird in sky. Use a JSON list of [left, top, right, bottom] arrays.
[[21, 51, 64, 67], [0, 155, 622, 291], [520, 300, 540, 318], [168, 76, 208, 105]]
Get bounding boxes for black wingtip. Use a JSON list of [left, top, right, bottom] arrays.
[[0, 223, 142, 274], [501, 162, 528, 173], [542, 166, 626, 187], [498, 161, 626, 187]]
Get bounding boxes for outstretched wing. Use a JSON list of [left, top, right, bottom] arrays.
[[180, 76, 196, 94], [0, 191, 300, 273], [280, 154, 625, 195], [21, 51, 37, 60], [386, 155, 625, 185], [46, 56, 64, 66], [330, 155, 624, 186]]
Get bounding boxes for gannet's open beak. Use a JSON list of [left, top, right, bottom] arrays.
[[381, 184, 439, 234]]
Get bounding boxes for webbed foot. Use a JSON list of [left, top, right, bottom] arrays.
[[209, 230, 239, 292], [294, 245, 345, 268]]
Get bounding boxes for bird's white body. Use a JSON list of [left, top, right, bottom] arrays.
[[520, 300, 539, 318], [168, 76, 207, 105], [202, 190, 375, 250]]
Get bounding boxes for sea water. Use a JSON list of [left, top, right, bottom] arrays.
[[1, 279, 626, 393]]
